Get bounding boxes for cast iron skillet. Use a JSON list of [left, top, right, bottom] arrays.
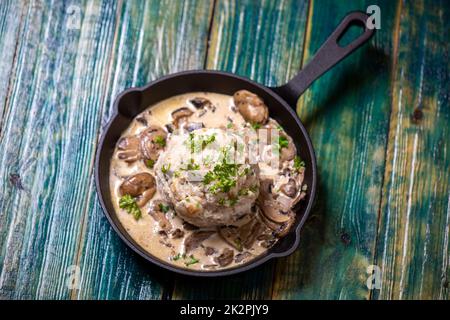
[[95, 11, 374, 277]]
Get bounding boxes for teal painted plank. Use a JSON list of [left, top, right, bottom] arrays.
[[373, 0, 450, 300], [172, 0, 309, 300], [0, 0, 25, 131], [0, 0, 122, 299], [75, 0, 214, 300], [271, 0, 398, 299]]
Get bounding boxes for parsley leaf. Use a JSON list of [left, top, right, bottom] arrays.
[[184, 255, 200, 266], [145, 159, 155, 169], [294, 155, 305, 171], [119, 194, 141, 220], [154, 135, 166, 147], [158, 203, 170, 213]]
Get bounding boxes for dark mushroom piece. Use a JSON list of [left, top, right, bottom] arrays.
[[185, 122, 204, 132], [149, 200, 172, 232], [171, 107, 194, 128], [280, 179, 297, 198], [139, 125, 167, 162], [117, 136, 141, 163], [189, 97, 213, 109], [120, 172, 156, 207], [259, 208, 295, 238], [233, 90, 269, 125], [218, 219, 264, 251], [184, 230, 215, 253], [214, 248, 234, 267], [235, 252, 252, 263], [280, 134, 296, 162], [171, 228, 184, 239]]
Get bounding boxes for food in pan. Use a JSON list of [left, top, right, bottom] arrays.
[[109, 91, 307, 270]]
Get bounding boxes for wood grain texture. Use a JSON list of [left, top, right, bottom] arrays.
[[74, 0, 214, 300], [172, 0, 309, 300], [0, 0, 25, 132], [0, 0, 122, 299], [271, 0, 398, 299], [373, 0, 450, 300]]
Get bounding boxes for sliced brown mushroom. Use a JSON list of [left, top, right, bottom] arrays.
[[280, 178, 297, 198], [117, 136, 141, 163], [233, 90, 268, 124], [218, 219, 263, 251], [171, 107, 194, 128], [139, 125, 167, 161], [189, 97, 213, 109], [120, 172, 156, 198], [214, 248, 234, 267], [280, 134, 296, 162], [184, 230, 215, 253], [260, 200, 292, 223], [148, 200, 172, 232], [171, 228, 184, 239], [259, 208, 295, 238], [235, 252, 252, 263], [204, 246, 216, 256]]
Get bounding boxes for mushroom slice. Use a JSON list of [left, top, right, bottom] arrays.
[[259, 208, 295, 238], [260, 200, 292, 223], [233, 90, 269, 124], [117, 136, 141, 163], [280, 178, 297, 198], [218, 219, 263, 251], [119, 173, 155, 198], [185, 122, 204, 132], [280, 134, 296, 162], [184, 230, 215, 253], [214, 248, 234, 267], [189, 97, 213, 109], [171, 107, 194, 128], [149, 200, 172, 232], [235, 252, 252, 263], [139, 125, 167, 161], [218, 226, 242, 251]]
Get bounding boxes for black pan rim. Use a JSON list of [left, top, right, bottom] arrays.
[[95, 69, 317, 277]]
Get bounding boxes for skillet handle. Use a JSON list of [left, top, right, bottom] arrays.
[[272, 11, 375, 107]]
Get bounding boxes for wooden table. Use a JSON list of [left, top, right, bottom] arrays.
[[0, 0, 448, 300]]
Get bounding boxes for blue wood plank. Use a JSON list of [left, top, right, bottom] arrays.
[[75, 0, 214, 299]]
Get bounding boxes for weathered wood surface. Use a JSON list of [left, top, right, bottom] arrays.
[[373, 0, 449, 300], [0, 0, 448, 300]]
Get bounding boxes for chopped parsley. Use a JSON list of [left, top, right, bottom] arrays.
[[227, 122, 234, 129], [182, 159, 200, 171], [119, 194, 141, 220], [154, 135, 166, 147], [158, 203, 170, 213], [251, 122, 261, 130], [201, 134, 216, 150], [161, 163, 171, 174], [184, 255, 200, 266], [294, 155, 305, 171], [145, 159, 155, 169], [172, 253, 181, 261], [279, 135, 289, 149]]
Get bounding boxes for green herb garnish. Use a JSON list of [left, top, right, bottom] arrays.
[[145, 159, 155, 169], [172, 253, 181, 261], [201, 134, 216, 150], [251, 122, 261, 130], [161, 163, 171, 174], [279, 135, 289, 149], [154, 135, 166, 147], [158, 203, 170, 213], [227, 122, 234, 129], [293, 155, 305, 171], [119, 194, 141, 220], [184, 255, 200, 266]]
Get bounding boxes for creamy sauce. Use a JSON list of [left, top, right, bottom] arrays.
[[109, 92, 306, 271]]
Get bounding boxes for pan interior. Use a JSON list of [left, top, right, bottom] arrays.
[[96, 71, 316, 275]]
